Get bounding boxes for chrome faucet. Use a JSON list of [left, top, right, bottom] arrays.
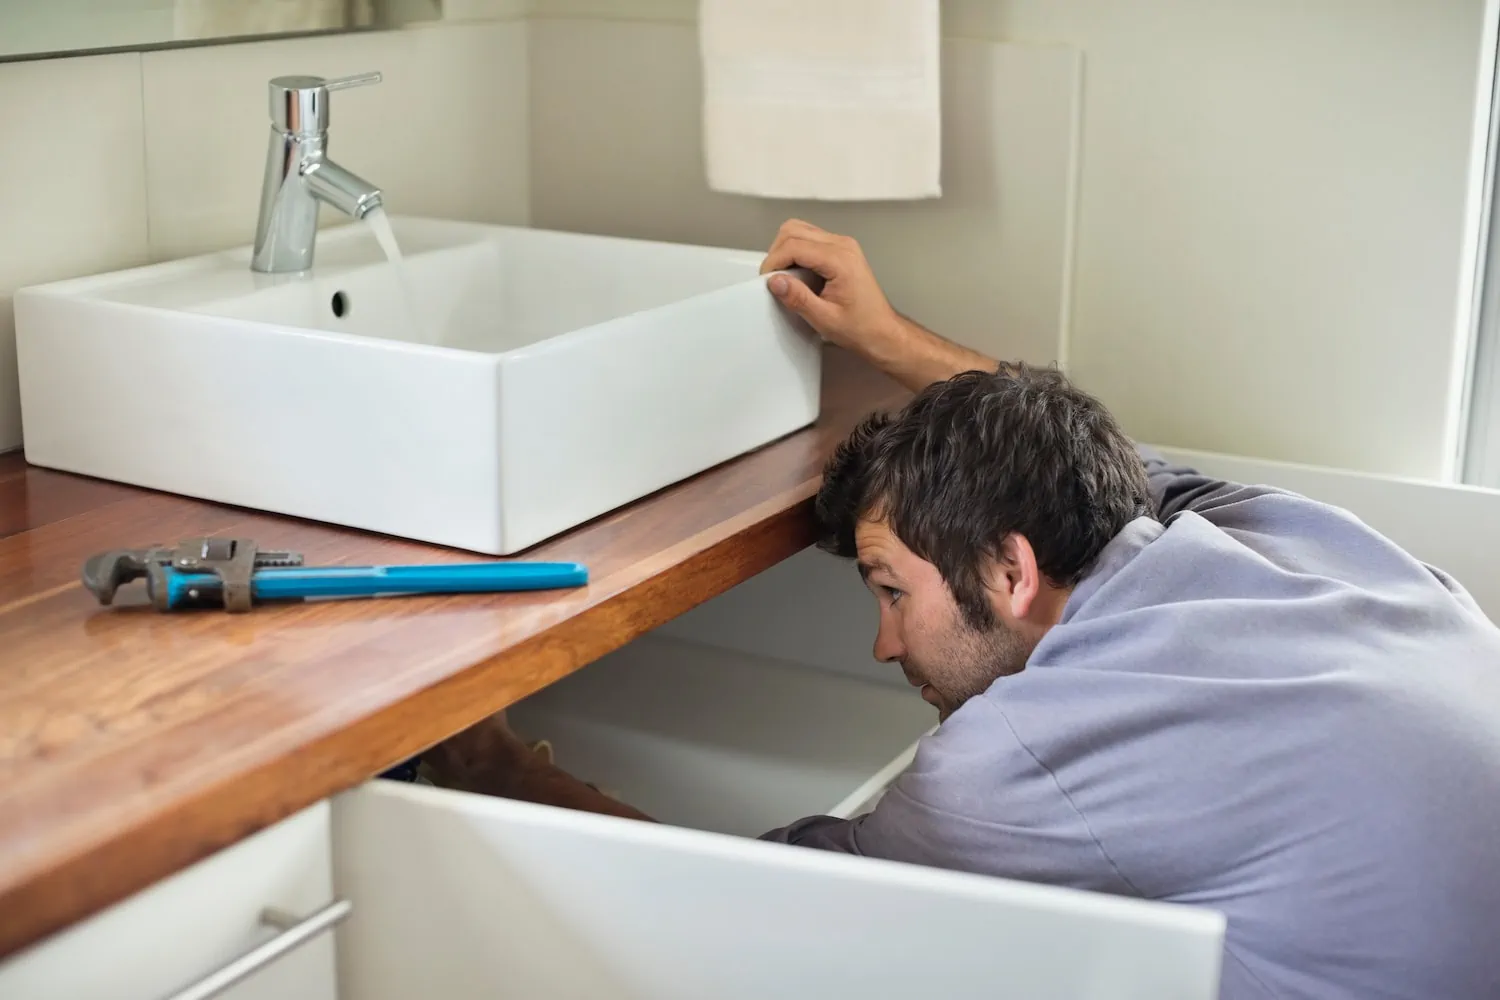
[[251, 72, 384, 274]]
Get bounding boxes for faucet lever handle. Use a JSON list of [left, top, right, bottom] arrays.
[[324, 71, 382, 92], [268, 70, 382, 134]]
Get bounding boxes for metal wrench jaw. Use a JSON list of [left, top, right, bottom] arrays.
[[81, 549, 160, 607], [80, 539, 304, 612]]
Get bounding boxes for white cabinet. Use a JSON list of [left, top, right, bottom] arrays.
[[0, 636, 1226, 999], [0, 802, 337, 1000]]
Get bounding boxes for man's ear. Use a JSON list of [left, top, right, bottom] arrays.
[[987, 532, 1042, 621]]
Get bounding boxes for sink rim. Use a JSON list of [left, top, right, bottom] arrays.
[[15, 216, 769, 299], [14, 215, 784, 363]]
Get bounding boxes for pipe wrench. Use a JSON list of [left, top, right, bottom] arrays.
[[82, 537, 587, 613]]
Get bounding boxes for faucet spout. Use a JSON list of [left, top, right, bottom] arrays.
[[304, 158, 383, 220], [250, 71, 384, 274]]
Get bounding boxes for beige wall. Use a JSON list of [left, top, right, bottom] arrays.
[[0, 1, 1489, 480], [969, 0, 1489, 480], [528, 0, 1490, 479], [532, 21, 1086, 376], [0, 16, 529, 451]]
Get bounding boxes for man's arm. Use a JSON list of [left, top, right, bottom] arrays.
[[760, 700, 1140, 896], [426, 701, 1134, 899], [884, 312, 1002, 393], [756, 219, 1257, 519], [760, 220, 997, 392]]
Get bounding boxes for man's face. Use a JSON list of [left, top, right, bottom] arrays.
[[855, 518, 1033, 722]]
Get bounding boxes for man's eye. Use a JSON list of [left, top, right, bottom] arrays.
[[883, 586, 904, 605]]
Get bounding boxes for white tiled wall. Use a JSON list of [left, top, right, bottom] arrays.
[[0, 19, 530, 451]]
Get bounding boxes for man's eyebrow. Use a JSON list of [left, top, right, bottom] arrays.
[[858, 559, 893, 581]]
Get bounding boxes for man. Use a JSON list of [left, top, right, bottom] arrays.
[[428, 221, 1500, 999]]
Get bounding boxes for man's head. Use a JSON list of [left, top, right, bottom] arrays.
[[815, 364, 1150, 720]]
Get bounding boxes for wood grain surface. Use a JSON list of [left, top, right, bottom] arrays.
[[0, 345, 905, 960]]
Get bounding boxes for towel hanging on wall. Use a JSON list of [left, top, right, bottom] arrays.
[[699, 0, 942, 201]]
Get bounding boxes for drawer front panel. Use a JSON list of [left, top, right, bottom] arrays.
[[0, 804, 336, 1000], [333, 781, 1224, 1000]]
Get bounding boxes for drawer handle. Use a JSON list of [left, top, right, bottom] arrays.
[[159, 898, 352, 1000]]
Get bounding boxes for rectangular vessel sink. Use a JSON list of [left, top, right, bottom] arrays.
[[15, 217, 821, 554]]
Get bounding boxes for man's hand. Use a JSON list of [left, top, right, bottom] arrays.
[[760, 219, 999, 392], [422, 709, 535, 798], [760, 219, 905, 356], [423, 710, 655, 823]]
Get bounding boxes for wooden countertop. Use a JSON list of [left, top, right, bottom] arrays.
[[0, 345, 905, 960]]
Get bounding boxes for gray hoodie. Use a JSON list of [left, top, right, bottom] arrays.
[[762, 448, 1500, 999]]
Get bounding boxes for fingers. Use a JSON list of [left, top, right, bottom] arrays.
[[768, 270, 838, 329], [760, 226, 800, 273], [760, 219, 845, 273], [778, 218, 838, 244], [761, 235, 844, 280]]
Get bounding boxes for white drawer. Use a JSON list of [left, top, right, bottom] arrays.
[[332, 780, 1224, 1000], [0, 636, 1227, 999], [0, 801, 337, 1000]]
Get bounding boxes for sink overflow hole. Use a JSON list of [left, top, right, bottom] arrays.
[[331, 291, 349, 318]]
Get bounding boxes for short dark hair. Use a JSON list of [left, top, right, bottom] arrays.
[[815, 363, 1151, 628]]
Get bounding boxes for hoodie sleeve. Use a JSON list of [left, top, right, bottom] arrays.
[[759, 698, 1139, 896]]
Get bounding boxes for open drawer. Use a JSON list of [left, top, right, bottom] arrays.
[[331, 780, 1225, 999], [502, 634, 936, 836]]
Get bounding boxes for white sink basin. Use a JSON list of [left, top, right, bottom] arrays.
[[14, 217, 821, 553]]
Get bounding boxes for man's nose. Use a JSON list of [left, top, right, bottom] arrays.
[[873, 621, 904, 664]]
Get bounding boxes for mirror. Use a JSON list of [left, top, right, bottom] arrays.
[[0, 1, 444, 63]]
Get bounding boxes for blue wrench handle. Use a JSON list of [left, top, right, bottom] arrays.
[[164, 561, 588, 607]]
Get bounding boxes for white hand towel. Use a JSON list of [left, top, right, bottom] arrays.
[[699, 0, 941, 201]]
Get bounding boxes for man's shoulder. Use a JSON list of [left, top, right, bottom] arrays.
[[1080, 485, 1447, 621], [1032, 490, 1499, 693]]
